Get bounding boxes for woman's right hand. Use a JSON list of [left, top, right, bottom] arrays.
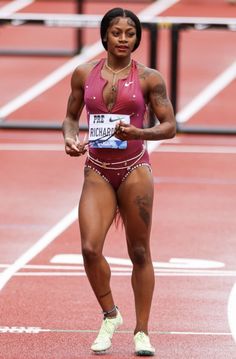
[[64, 135, 88, 157]]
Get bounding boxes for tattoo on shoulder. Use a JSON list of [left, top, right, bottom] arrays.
[[152, 82, 169, 107], [138, 65, 154, 80]]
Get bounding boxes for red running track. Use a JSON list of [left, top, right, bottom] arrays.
[[0, 0, 236, 358]]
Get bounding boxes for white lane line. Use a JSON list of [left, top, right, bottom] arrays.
[[176, 61, 236, 123], [138, 0, 181, 17], [0, 42, 103, 118], [154, 145, 236, 154], [0, 326, 231, 335], [0, 144, 64, 151], [2, 265, 229, 272], [0, 0, 34, 15], [154, 176, 236, 185], [9, 270, 236, 277], [228, 283, 236, 343], [0, 264, 85, 270], [148, 61, 236, 153], [0, 263, 229, 272], [0, 0, 234, 344], [2, 143, 236, 154], [0, 207, 78, 291], [51, 254, 225, 269]]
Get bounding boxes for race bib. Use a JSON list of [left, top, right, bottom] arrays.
[[88, 114, 130, 149]]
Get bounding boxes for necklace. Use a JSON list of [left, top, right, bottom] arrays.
[[105, 59, 132, 92]]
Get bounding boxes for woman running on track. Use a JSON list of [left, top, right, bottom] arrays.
[[62, 7, 176, 356]]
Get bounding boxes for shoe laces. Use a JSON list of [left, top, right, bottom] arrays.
[[136, 331, 151, 345], [97, 317, 117, 338]]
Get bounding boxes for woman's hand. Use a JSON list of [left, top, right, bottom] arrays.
[[64, 135, 88, 157], [115, 121, 142, 141]]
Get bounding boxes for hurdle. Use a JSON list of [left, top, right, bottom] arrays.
[[0, 13, 235, 134]]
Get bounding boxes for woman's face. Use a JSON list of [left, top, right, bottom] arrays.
[[105, 17, 137, 57]]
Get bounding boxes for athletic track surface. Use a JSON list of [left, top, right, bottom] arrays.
[[0, 0, 236, 358]]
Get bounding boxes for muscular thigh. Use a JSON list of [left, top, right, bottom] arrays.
[[117, 166, 154, 245], [79, 167, 117, 249]]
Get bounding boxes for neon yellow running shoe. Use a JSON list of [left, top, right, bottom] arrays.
[[134, 331, 155, 356], [91, 309, 123, 353]]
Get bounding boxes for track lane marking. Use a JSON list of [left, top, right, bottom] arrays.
[[1, 0, 235, 345], [51, 254, 225, 269], [6, 271, 236, 277], [0, 42, 104, 119], [0, 207, 78, 291], [2, 143, 236, 153], [176, 61, 236, 123], [0, 326, 232, 336], [228, 283, 236, 342], [0, 0, 34, 15]]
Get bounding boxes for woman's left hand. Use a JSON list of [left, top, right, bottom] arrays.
[[115, 121, 142, 141]]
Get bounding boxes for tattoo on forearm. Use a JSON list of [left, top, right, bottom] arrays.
[[152, 83, 169, 107], [134, 194, 152, 228]]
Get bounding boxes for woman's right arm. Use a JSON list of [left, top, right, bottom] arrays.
[[62, 67, 86, 156]]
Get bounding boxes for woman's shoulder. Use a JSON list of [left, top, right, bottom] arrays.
[[136, 61, 163, 81], [73, 59, 101, 76], [70, 59, 102, 86], [135, 61, 166, 91]]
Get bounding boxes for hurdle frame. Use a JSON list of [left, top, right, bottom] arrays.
[[0, 13, 235, 134]]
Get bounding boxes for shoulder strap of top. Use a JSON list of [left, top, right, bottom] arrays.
[[85, 58, 105, 86], [92, 58, 105, 74]]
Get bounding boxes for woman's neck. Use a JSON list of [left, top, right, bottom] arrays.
[[105, 57, 132, 73], [105, 59, 132, 74]]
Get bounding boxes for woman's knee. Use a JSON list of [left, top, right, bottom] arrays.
[[129, 245, 151, 267], [81, 243, 102, 263]]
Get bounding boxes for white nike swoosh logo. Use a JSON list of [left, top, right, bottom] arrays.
[[109, 117, 124, 122], [124, 81, 133, 87]]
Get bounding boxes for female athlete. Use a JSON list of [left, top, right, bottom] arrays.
[[62, 7, 176, 356]]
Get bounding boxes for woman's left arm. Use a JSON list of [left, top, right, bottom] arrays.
[[115, 69, 176, 141], [142, 70, 176, 140]]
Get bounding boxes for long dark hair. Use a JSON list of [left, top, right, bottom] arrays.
[[100, 7, 142, 52]]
